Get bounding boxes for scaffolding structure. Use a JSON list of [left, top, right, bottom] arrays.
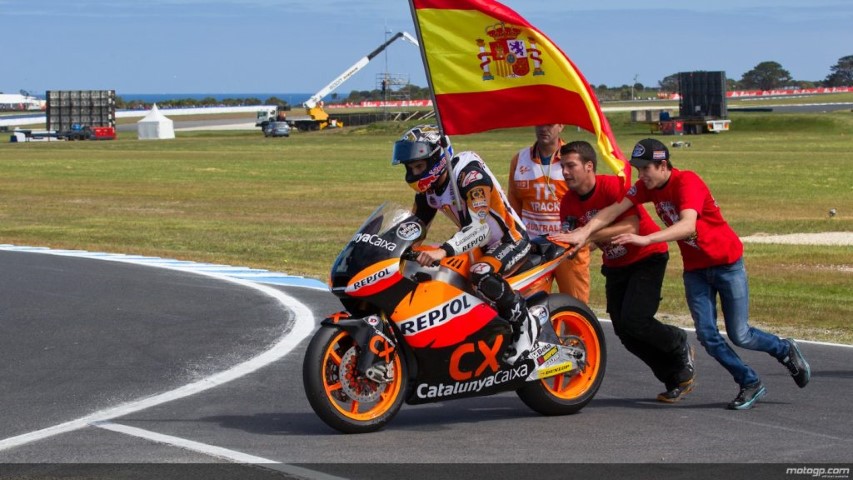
[[375, 73, 412, 102]]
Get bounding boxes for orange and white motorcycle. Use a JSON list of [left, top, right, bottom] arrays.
[[302, 203, 606, 433]]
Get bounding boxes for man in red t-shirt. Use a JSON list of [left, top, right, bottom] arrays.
[[560, 138, 811, 410], [549, 140, 695, 402]]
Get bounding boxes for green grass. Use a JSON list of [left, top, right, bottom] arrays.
[[1, 111, 851, 344]]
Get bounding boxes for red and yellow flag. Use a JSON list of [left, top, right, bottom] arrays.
[[409, 0, 630, 186]]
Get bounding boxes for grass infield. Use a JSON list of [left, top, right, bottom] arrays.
[[1, 110, 851, 344]]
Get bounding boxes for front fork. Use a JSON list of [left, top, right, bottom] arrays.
[[321, 312, 397, 382]]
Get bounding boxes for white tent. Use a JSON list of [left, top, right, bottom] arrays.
[[136, 104, 175, 140]]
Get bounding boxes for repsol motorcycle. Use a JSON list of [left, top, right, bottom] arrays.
[[302, 203, 606, 433]]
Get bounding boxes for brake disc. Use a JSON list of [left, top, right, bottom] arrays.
[[339, 347, 385, 403]]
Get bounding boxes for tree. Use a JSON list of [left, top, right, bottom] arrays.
[[726, 78, 738, 91], [740, 61, 792, 90], [264, 97, 289, 108], [658, 74, 679, 92], [824, 55, 853, 87]]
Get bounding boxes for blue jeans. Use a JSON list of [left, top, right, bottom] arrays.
[[683, 258, 788, 387]]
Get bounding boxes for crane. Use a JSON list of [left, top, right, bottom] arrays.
[[303, 31, 419, 111], [260, 31, 419, 132]]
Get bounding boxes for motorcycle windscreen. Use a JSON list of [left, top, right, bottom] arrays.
[[330, 203, 424, 290]]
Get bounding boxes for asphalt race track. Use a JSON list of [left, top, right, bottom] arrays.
[[0, 248, 851, 479]]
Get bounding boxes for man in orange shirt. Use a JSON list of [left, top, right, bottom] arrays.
[[508, 124, 590, 302]]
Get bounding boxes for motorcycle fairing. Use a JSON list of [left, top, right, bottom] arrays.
[[405, 335, 531, 405], [407, 361, 531, 404], [507, 255, 564, 293], [345, 258, 404, 297], [390, 281, 496, 349]]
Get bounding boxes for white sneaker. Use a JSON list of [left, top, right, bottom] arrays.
[[504, 312, 540, 365]]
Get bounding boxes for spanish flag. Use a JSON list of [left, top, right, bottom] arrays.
[[409, 0, 630, 186]]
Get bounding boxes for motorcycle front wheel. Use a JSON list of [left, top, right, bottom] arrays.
[[516, 294, 607, 415], [302, 326, 408, 434]]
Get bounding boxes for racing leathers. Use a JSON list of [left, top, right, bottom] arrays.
[[412, 151, 538, 364]]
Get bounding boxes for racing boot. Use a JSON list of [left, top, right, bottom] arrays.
[[502, 293, 540, 365]]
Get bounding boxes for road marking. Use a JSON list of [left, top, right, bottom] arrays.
[[92, 422, 347, 480], [1, 244, 848, 459], [596, 316, 852, 348], [0, 246, 318, 453], [0, 244, 329, 290], [92, 421, 279, 463]]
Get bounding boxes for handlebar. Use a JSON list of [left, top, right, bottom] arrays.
[[401, 248, 441, 267], [401, 248, 419, 262]]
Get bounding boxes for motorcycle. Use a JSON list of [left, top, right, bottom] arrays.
[[302, 203, 606, 433]]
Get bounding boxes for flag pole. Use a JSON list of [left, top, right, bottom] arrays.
[[408, 0, 466, 216], [407, 0, 447, 139]]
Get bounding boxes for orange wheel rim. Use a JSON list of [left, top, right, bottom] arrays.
[[322, 331, 403, 421], [542, 310, 602, 399]]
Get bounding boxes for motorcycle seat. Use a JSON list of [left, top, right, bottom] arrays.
[[530, 235, 565, 262], [514, 236, 566, 273]]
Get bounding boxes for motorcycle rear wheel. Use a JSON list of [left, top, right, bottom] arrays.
[[302, 326, 408, 433], [517, 295, 606, 415]]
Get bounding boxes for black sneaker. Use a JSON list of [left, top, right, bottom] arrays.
[[781, 338, 811, 388], [727, 381, 766, 410], [657, 377, 695, 403]]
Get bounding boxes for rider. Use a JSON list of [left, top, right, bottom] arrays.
[[392, 125, 538, 364]]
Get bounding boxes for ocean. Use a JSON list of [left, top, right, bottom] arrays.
[[119, 93, 315, 105]]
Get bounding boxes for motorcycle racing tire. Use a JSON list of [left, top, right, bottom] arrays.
[[302, 326, 408, 434], [516, 295, 606, 415]]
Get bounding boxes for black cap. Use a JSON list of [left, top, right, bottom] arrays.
[[630, 138, 669, 168]]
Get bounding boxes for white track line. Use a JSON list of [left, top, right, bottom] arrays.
[[92, 422, 279, 463], [0, 247, 317, 454], [595, 317, 852, 348], [92, 422, 347, 480], [0, 244, 329, 290]]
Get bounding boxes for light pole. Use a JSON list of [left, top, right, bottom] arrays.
[[631, 74, 639, 100]]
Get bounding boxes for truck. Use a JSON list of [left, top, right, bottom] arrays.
[[56, 124, 116, 141], [10, 124, 115, 142], [675, 71, 731, 134], [46, 90, 117, 140], [256, 31, 419, 132], [648, 116, 731, 135], [688, 118, 730, 133]]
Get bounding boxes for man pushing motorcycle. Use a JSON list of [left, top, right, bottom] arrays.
[[392, 125, 538, 364]]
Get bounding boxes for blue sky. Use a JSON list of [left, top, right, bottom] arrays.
[[2, 0, 851, 96]]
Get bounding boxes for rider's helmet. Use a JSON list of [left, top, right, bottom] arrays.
[[391, 125, 452, 193]]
